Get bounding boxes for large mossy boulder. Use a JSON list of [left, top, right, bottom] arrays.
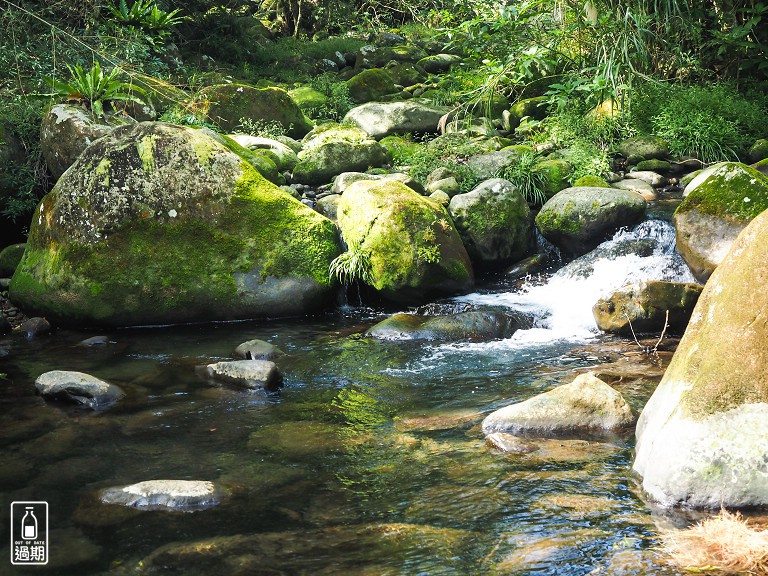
[[337, 179, 473, 303], [593, 281, 703, 335], [535, 187, 647, 257], [617, 135, 669, 165], [9, 122, 341, 327], [344, 101, 449, 139], [197, 84, 312, 138], [448, 178, 533, 269], [40, 104, 116, 179], [346, 68, 397, 103], [292, 124, 389, 185], [634, 209, 768, 507], [674, 162, 768, 282]]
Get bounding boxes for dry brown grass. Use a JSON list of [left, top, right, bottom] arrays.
[[663, 509, 768, 574]]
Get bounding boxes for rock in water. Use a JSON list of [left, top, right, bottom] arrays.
[[674, 162, 768, 281], [233, 339, 284, 361], [482, 373, 635, 436], [634, 209, 768, 507], [448, 178, 533, 269], [535, 187, 647, 257], [204, 359, 283, 391], [99, 480, 223, 511], [337, 179, 473, 304], [367, 311, 520, 342], [593, 281, 703, 335], [35, 370, 124, 410], [10, 122, 340, 327]]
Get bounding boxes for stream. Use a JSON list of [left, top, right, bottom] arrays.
[[0, 218, 698, 574]]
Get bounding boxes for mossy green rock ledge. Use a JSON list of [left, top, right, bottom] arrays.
[[9, 122, 341, 327], [535, 187, 647, 257], [674, 162, 768, 282], [634, 209, 768, 507], [337, 180, 473, 303], [198, 84, 312, 138]]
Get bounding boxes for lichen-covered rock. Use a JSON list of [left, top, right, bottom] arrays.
[[100, 479, 224, 511], [674, 162, 768, 281], [593, 281, 703, 335], [10, 122, 341, 326], [482, 373, 635, 436], [204, 359, 282, 391], [35, 370, 124, 410], [617, 135, 669, 164], [346, 68, 397, 103], [634, 209, 768, 507], [40, 104, 116, 179], [337, 179, 473, 303], [0, 243, 25, 277], [343, 101, 449, 139], [366, 310, 519, 342], [197, 84, 312, 138], [291, 124, 389, 185], [417, 53, 462, 73], [448, 178, 533, 269], [535, 187, 647, 257]]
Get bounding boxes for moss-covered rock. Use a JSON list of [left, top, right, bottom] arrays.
[[593, 280, 703, 335], [467, 146, 531, 181], [354, 44, 428, 69], [634, 158, 671, 172], [674, 162, 768, 281], [197, 84, 312, 138], [228, 134, 299, 172], [416, 54, 462, 74], [367, 310, 520, 342], [288, 86, 328, 116], [0, 243, 26, 277], [9, 122, 341, 327], [535, 187, 647, 256], [346, 68, 397, 103], [292, 124, 389, 185], [616, 135, 669, 164], [573, 175, 609, 188], [448, 178, 533, 269], [535, 158, 573, 198], [386, 63, 426, 87], [748, 138, 768, 164], [634, 209, 768, 507], [40, 104, 116, 179], [337, 179, 473, 303], [507, 96, 548, 131]]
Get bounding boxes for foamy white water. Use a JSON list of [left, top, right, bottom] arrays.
[[455, 220, 697, 346]]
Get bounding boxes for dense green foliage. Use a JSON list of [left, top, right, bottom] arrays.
[[1, 0, 767, 238]]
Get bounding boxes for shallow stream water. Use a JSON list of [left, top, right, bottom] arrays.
[[0, 220, 705, 575]]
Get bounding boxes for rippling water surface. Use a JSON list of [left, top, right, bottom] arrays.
[[0, 221, 699, 574]]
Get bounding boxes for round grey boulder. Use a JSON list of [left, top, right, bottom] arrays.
[[35, 370, 125, 410], [100, 479, 223, 511], [449, 178, 533, 269], [482, 373, 635, 436], [535, 187, 647, 257], [617, 135, 669, 164], [233, 339, 284, 360], [343, 101, 449, 139]]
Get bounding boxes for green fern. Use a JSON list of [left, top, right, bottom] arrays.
[[46, 62, 146, 118], [498, 152, 549, 206]]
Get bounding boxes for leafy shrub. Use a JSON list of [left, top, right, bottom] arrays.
[[308, 73, 353, 122], [158, 106, 219, 131], [46, 62, 146, 118], [108, 0, 185, 46]]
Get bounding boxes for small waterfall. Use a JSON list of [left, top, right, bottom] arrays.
[[456, 220, 697, 345]]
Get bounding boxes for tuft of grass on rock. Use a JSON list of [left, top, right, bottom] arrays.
[[663, 509, 768, 575]]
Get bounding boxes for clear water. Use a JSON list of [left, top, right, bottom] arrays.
[[0, 222, 700, 575]]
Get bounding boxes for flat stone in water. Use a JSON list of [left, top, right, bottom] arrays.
[[99, 479, 223, 511], [204, 359, 283, 391], [35, 370, 125, 410], [485, 432, 537, 454], [232, 339, 284, 361]]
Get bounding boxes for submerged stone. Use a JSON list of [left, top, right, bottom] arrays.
[[99, 479, 223, 511], [35, 370, 124, 410], [367, 310, 520, 342]]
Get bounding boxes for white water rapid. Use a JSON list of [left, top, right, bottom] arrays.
[[455, 219, 698, 347]]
